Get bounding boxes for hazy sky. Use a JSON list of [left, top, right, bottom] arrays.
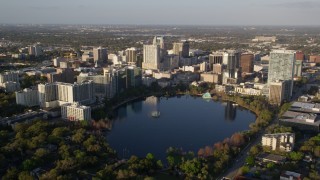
[[1, 0, 320, 25]]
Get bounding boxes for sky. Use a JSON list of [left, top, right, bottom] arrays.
[[0, 0, 320, 26]]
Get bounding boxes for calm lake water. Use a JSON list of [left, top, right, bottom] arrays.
[[107, 95, 256, 160]]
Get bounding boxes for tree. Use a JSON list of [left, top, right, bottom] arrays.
[[156, 160, 163, 169], [51, 127, 70, 137], [167, 155, 175, 168], [249, 145, 261, 156], [245, 156, 255, 167], [289, 152, 304, 161], [3, 167, 18, 180], [204, 146, 213, 157], [230, 133, 245, 147], [198, 148, 205, 157], [18, 171, 33, 180], [146, 153, 155, 161], [180, 158, 202, 179], [240, 166, 250, 175], [266, 162, 275, 170], [314, 146, 320, 157], [34, 148, 49, 158], [22, 159, 38, 171]]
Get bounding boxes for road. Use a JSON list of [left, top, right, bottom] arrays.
[[218, 128, 270, 179], [218, 73, 317, 180]]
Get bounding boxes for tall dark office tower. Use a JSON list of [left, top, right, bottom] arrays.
[[240, 53, 254, 74]]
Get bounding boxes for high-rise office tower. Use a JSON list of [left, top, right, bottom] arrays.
[[268, 50, 296, 99], [209, 53, 223, 64], [28, 44, 42, 57], [269, 80, 291, 106], [153, 36, 165, 49], [126, 66, 142, 88], [222, 50, 241, 84], [162, 54, 179, 70], [103, 67, 117, 99], [125, 47, 138, 64], [240, 53, 254, 74], [142, 45, 161, 70], [153, 36, 167, 61], [77, 72, 109, 98], [93, 47, 108, 62], [209, 52, 224, 70], [295, 51, 304, 61], [173, 41, 189, 58], [294, 60, 302, 77]]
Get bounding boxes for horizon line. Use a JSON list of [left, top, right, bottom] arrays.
[[1, 23, 320, 27]]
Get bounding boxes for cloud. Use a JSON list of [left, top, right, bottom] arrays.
[[271, 1, 320, 9]]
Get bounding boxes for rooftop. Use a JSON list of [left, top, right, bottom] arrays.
[[282, 111, 319, 123], [256, 153, 286, 163], [263, 133, 295, 138], [280, 171, 302, 179]]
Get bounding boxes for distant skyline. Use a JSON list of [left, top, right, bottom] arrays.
[[1, 0, 320, 26]]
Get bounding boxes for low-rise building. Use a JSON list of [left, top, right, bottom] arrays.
[[61, 103, 91, 121], [256, 153, 286, 164], [142, 76, 156, 87], [280, 111, 320, 132], [290, 102, 320, 113], [234, 86, 262, 96], [181, 65, 200, 73], [174, 72, 199, 84], [200, 73, 222, 84], [153, 72, 172, 79], [262, 133, 295, 152], [280, 171, 302, 180]]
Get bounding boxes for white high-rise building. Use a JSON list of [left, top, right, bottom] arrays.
[[103, 67, 117, 99], [142, 44, 161, 70], [61, 103, 91, 121], [200, 62, 208, 72], [16, 88, 39, 107], [262, 133, 295, 152], [38, 81, 95, 108], [268, 50, 296, 99], [93, 47, 108, 62]]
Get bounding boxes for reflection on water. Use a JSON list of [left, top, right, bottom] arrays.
[[225, 102, 237, 122], [144, 96, 159, 112], [130, 100, 143, 114], [107, 95, 255, 160]]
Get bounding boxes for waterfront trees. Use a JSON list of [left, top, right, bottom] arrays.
[[0, 120, 118, 178]]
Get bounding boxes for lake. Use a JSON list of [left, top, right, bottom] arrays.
[[107, 95, 256, 160]]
